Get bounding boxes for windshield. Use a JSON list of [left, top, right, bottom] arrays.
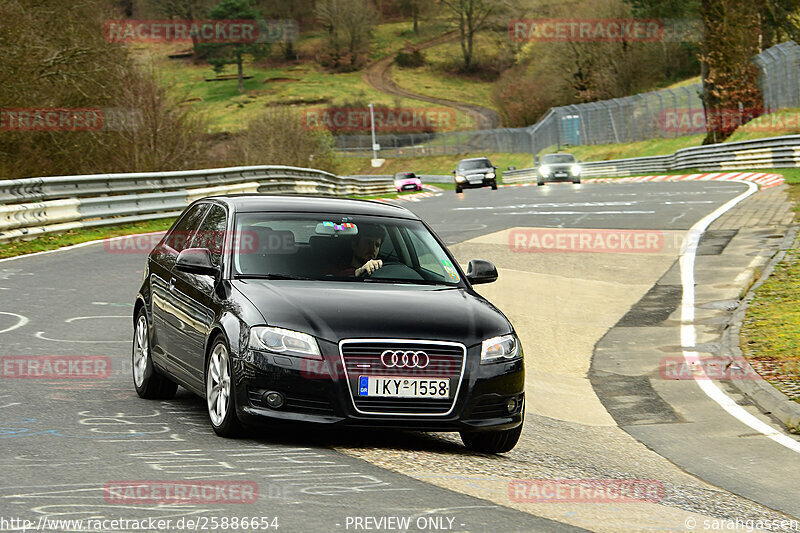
[[457, 159, 491, 171], [233, 213, 462, 286], [542, 154, 576, 164]]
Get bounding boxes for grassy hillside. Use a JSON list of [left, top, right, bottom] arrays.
[[389, 33, 500, 112]]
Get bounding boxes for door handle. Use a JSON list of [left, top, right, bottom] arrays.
[[169, 277, 176, 291]]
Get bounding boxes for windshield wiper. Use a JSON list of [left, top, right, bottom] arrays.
[[234, 273, 312, 281], [361, 278, 452, 286]]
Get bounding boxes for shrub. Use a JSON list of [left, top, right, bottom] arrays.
[[394, 50, 425, 68]]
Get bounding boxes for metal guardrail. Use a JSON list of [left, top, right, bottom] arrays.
[[503, 134, 800, 181], [0, 165, 394, 242]]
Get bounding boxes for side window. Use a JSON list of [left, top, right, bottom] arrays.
[[189, 205, 227, 267], [407, 230, 444, 275], [165, 204, 209, 253]]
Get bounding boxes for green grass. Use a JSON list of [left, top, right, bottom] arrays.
[[387, 32, 499, 112], [152, 57, 475, 132], [725, 108, 800, 143], [740, 242, 800, 393], [0, 218, 177, 260], [390, 63, 497, 112], [135, 19, 477, 133], [560, 135, 706, 161], [369, 20, 451, 61]]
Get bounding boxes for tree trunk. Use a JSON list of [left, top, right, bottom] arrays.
[[237, 57, 245, 93], [459, 9, 469, 70], [413, 4, 419, 34]]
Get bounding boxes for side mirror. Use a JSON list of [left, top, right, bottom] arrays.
[[451, 169, 456, 174], [493, 166, 498, 170], [466, 259, 498, 285], [507, 166, 516, 171], [175, 248, 218, 277], [534, 156, 540, 165]]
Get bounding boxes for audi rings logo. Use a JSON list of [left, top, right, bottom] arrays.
[[380, 350, 430, 369]]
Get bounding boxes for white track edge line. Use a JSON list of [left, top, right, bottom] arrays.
[[680, 180, 800, 454]]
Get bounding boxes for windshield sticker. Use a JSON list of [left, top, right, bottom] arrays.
[[441, 259, 460, 282]]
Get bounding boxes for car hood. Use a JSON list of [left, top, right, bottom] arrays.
[[459, 169, 491, 176], [232, 280, 511, 345]]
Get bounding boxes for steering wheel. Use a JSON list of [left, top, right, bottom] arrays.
[[368, 260, 424, 280]]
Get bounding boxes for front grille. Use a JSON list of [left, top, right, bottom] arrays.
[[340, 340, 466, 415]]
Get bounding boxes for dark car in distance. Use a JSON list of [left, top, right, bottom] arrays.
[[537, 153, 581, 185], [452, 157, 498, 193], [132, 195, 524, 453]]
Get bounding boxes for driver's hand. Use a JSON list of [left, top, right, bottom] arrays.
[[356, 259, 383, 277]]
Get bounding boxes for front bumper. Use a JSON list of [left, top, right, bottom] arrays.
[[540, 170, 579, 182], [234, 343, 524, 432], [456, 178, 495, 189], [396, 182, 423, 192]]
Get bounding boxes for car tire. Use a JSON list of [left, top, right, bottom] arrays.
[[132, 309, 178, 400], [572, 178, 581, 184], [456, 186, 463, 194], [491, 181, 498, 190], [460, 422, 522, 454], [537, 179, 544, 186], [206, 334, 244, 437]]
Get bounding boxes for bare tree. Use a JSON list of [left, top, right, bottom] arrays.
[[316, 0, 379, 70], [439, 0, 505, 70]]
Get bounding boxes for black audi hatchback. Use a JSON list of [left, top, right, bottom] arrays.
[[132, 195, 524, 453]]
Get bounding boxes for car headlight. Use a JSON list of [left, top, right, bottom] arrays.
[[486, 172, 496, 179], [481, 334, 521, 364], [539, 165, 550, 176], [249, 326, 321, 360], [455, 175, 466, 182], [571, 164, 581, 175]]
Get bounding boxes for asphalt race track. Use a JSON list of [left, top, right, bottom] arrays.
[[1, 181, 799, 532]]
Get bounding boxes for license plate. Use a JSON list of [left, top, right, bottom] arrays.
[[358, 376, 450, 398], [554, 172, 568, 177]]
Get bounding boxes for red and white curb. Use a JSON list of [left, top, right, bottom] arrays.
[[374, 185, 444, 203], [500, 172, 785, 190], [587, 172, 785, 189]]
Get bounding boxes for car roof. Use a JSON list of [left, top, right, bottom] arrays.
[[203, 194, 420, 219], [458, 157, 491, 163]]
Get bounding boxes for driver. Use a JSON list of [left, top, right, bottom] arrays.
[[330, 223, 385, 277]]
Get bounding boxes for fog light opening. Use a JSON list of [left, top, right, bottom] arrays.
[[264, 391, 285, 409], [506, 398, 517, 414]]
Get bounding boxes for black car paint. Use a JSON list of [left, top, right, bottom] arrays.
[[135, 195, 524, 432], [453, 158, 498, 191]]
